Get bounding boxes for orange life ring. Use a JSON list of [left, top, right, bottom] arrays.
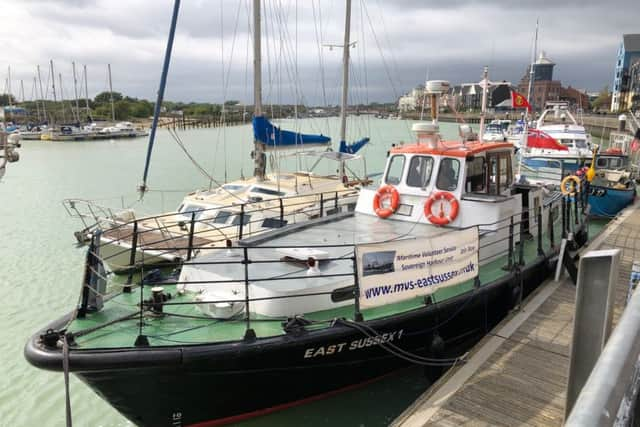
[[424, 191, 460, 226], [373, 185, 400, 218]]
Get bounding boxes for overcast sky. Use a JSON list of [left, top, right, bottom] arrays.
[[1, 0, 637, 105]]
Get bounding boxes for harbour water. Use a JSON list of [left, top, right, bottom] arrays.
[[0, 117, 467, 427]]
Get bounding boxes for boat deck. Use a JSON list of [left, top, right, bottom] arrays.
[[66, 212, 606, 350], [391, 202, 639, 427], [101, 223, 216, 259]]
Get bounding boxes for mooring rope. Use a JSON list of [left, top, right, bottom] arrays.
[[63, 334, 72, 427], [335, 318, 467, 367]]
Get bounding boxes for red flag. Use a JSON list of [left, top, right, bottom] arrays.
[[527, 128, 568, 151], [511, 90, 532, 112]]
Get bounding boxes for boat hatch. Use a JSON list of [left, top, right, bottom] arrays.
[[250, 186, 287, 197], [276, 247, 330, 262], [221, 184, 247, 192], [212, 210, 234, 224], [179, 204, 205, 219]]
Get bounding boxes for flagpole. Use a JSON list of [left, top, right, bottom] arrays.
[[479, 66, 488, 142], [518, 19, 539, 178]]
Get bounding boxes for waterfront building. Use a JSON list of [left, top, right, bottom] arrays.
[[611, 34, 640, 112], [398, 85, 425, 112], [627, 59, 640, 112], [518, 51, 589, 111]]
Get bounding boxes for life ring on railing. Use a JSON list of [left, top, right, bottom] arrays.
[[373, 185, 400, 218], [560, 175, 581, 196], [424, 191, 459, 226]]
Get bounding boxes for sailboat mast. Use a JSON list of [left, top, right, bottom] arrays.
[[479, 66, 489, 142], [83, 65, 90, 119], [108, 64, 115, 122], [33, 77, 41, 121], [253, 0, 266, 181], [58, 73, 67, 122], [140, 0, 181, 195], [37, 65, 47, 122], [526, 19, 539, 117], [20, 79, 25, 103], [338, 0, 352, 181], [7, 66, 12, 108], [72, 62, 80, 122], [50, 60, 57, 104]]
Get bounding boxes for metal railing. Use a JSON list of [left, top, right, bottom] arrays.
[[74, 188, 589, 345], [89, 189, 360, 270], [565, 282, 640, 427]]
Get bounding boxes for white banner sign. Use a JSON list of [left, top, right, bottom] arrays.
[[356, 227, 479, 309]]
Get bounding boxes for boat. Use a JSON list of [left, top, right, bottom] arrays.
[[584, 130, 639, 217], [64, 0, 370, 274], [482, 119, 509, 142], [65, 176, 361, 273], [25, 61, 598, 425], [94, 121, 149, 139], [532, 101, 592, 156], [0, 131, 20, 180]]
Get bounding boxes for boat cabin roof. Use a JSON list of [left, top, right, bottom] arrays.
[[390, 141, 513, 158]]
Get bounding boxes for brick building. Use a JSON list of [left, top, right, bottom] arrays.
[[518, 51, 588, 112]]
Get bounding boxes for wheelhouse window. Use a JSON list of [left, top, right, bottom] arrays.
[[384, 155, 405, 185], [465, 156, 486, 193], [406, 155, 434, 188], [436, 158, 460, 191], [486, 152, 512, 195]]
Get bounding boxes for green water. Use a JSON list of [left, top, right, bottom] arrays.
[[0, 117, 455, 427]]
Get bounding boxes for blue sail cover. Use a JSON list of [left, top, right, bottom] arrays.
[[253, 116, 330, 150], [339, 137, 370, 154]]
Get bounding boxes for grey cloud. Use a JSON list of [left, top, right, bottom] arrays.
[[2, 0, 637, 104]]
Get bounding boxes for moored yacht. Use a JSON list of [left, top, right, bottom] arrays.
[[532, 101, 591, 156]]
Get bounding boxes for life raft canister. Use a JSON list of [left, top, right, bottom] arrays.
[[373, 185, 400, 218], [560, 175, 581, 196], [424, 191, 460, 226]]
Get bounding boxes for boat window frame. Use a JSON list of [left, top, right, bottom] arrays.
[[436, 157, 461, 192], [213, 210, 234, 224], [384, 154, 406, 186], [486, 151, 512, 195], [406, 155, 435, 188], [465, 156, 487, 193]]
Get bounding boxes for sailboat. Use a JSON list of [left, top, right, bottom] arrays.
[[65, 0, 369, 273]]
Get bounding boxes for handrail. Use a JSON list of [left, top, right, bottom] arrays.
[[77, 191, 586, 338]]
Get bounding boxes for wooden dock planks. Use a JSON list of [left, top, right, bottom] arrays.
[[393, 202, 640, 427]]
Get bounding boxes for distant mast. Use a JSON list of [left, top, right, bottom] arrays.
[[7, 66, 12, 108], [108, 64, 115, 122], [37, 65, 47, 122], [58, 73, 67, 122], [252, 0, 265, 181], [338, 0, 352, 182], [72, 62, 80, 123], [83, 65, 90, 120], [526, 19, 539, 116], [33, 77, 41, 121], [50, 60, 57, 104]]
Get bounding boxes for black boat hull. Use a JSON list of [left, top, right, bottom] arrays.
[[25, 253, 556, 427]]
